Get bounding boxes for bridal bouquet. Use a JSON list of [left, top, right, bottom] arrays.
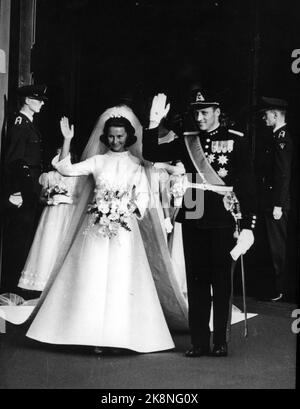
[[86, 178, 137, 239], [44, 183, 73, 206]]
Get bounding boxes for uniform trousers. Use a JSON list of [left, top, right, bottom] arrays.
[[264, 209, 289, 294], [1, 172, 42, 294], [182, 222, 235, 347]]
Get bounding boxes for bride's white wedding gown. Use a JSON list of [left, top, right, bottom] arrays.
[[26, 150, 175, 353]]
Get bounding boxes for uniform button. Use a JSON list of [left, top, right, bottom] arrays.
[[206, 139, 211, 143], [205, 145, 209, 149], [205, 152, 208, 156]]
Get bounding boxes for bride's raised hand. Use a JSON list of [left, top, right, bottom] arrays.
[[60, 116, 74, 140], [149, 93, 170, 125]]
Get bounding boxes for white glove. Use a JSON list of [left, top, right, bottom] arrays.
[[230, 229, 254, 261], [153, 162, 169, 171], [273, 206, 283, 220], [60, 116, 74, 140], [164, 217, 173, 233], [9, 192, 23, 207], [150, 93, 170, 125]]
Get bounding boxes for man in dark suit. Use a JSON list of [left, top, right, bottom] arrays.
[[2, 84, 47, 294], [257, 97, 293, 301], [143, 92, 257, 357]]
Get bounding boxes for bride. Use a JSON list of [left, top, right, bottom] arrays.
[[26, 115, 175, 353]]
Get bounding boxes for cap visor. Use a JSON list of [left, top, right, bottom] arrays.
[[29, 96, 48, 101], [190, 102, 219, 107]]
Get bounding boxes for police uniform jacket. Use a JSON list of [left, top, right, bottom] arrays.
[[143, 125, 257, 230], [5, 113, 43, 199], [257, 125, 292, 211]]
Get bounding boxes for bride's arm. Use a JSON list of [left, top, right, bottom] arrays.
[[59, 117, 74, 161], [52, 116, 96, 176], [52, 154, 97, 177]]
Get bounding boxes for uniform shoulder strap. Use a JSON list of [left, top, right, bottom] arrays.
[[228, 129, 244, 137]]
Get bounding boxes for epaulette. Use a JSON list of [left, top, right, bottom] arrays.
[[14, 116, 23, 125], [228, 129, 244, 137]]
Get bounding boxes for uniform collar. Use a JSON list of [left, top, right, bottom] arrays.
[[206, 126, 221, 138], [207, 125, 220, 136]]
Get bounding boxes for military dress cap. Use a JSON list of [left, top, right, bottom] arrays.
[[17, 84, 48, 101], [189, 89, 220, 108], [258, 96, 288, 111]]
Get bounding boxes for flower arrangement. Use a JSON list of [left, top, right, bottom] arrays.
[[44, 183, 73, 206], [86, 178, 137, 239]]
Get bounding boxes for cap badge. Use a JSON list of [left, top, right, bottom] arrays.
[[196, 92, 205, 102]]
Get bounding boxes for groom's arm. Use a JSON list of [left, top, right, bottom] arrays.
[[142, 126, 182, 163]]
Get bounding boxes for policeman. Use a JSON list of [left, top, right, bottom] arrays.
[[143, 91, 257, 357], [2, 84, 47, 294], [258, 97, 293, 301]]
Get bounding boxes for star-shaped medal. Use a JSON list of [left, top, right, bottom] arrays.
[[218, 154, 228, 165], [218, 167, 228, 178], [208, 153, 215, 164]]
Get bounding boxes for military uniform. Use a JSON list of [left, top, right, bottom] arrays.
[[2, 85, 47, 293], [143, 110, 257, 352], [5, 113, 44, 199], [257, 124, 293, 295]]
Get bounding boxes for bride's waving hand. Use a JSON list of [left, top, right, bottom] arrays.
[[59, 116, 74, 161]]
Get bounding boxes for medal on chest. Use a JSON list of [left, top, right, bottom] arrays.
[[211, 140, 234, 153], [205, 140, 234, 179]]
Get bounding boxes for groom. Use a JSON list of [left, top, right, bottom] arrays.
[[142, 91, 257, 357]]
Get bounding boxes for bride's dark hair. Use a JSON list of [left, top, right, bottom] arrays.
[[100, 116, 137, 147]]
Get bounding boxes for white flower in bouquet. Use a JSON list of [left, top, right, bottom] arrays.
[[108, 212, 119, 221], [97, 201, 110, 214], [99, 215, 110, 226]]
